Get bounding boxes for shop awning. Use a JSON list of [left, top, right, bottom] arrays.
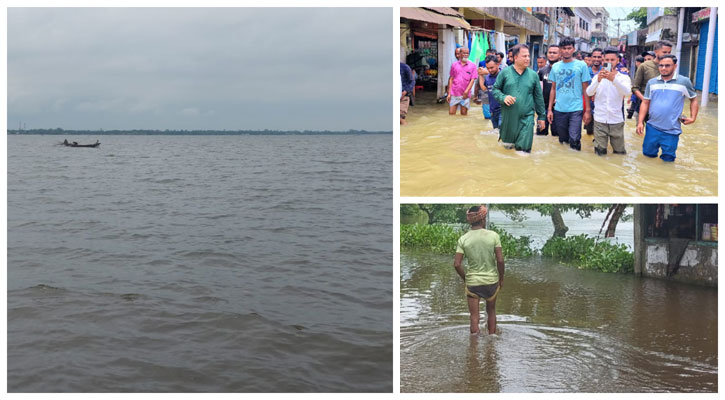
[[401, 7, 471, 30], [645, 29, 663, 44]]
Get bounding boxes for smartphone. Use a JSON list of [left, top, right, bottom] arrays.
[[680, 114, 687, 122], [604, 63, 612, 72]]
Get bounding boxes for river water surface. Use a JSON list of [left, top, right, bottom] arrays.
[[400, 94, 717, 196], [400, 213, 717, 393], [8, 134, 392, 392]]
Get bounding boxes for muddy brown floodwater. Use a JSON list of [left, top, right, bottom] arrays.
[[400, 93, 717, 196], [400, 251, 717, 393]]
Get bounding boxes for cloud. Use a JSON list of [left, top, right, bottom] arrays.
[[8, 7, 392, 131]]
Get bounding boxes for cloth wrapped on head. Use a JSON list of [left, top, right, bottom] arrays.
[[466, 205, 488, 225]]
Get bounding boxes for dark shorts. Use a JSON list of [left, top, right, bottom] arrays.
[[466, 283, 500, 301]]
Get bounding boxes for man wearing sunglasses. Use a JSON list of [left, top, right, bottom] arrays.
[[632, 41, 673, 123], [636, 55, 698, 162]]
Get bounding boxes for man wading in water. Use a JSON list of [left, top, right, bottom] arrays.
[[454, 206, 505, 335]]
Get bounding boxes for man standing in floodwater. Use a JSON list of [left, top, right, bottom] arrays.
[[447, 47, 477, 116], [492, 44, 546, 153], [636, 55, 698, 162], [632, 41, 673, 123], [547, 37, 592, 151], [586, 48, 632, 155], [537, 44, 560, 136], [479, 55, 502, 131], [454, 206, 505, 335]]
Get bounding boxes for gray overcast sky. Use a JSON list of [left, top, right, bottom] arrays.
[[605, 7, 638, 38], [8, 8, 392, 131]]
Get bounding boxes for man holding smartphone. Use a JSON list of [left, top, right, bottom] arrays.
[[585, 48, 632, 155], [636, 55, 698, 162]]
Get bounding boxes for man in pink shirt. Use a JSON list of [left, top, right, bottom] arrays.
[[446, 47, 477, 115]]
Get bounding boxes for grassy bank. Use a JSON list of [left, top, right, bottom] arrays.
[[400, 225, 634, 273], [399, 223, 534, 258], [541, 234, 634, 273]]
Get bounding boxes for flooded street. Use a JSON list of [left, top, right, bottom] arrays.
[[400, 212, 717, 392], [400, 93, 717, 196]]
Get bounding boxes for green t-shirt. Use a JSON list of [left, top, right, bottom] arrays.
[[455, 229, 502, 286]]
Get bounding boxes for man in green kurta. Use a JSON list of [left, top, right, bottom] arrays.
[[492, 44, 546, 153]]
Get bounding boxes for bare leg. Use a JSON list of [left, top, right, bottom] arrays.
[[461, 106, 468, 116], [467, 296, 480, 334], [449, 106, 458, 115], [485, 297, 497, 334]]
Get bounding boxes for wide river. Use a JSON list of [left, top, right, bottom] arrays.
[[8, 134, 392, 392], [400, 93, 718, 196], [400, 212, 717, 393]]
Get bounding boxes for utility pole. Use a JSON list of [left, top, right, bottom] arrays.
[[610, 17, 628, 39]]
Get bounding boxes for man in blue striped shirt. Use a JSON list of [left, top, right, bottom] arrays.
[[635, 55, 699, 162]]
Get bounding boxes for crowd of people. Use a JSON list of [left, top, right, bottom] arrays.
[[400, 38, 699, 162]]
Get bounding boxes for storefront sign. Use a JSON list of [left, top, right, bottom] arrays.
[[627, 30, 638, 47], [645, 29, 662, 44], [647, 8, 665, 25], [692, 8, 712, 23]]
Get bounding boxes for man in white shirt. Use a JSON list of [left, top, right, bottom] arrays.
[[585, 48, 632, 155]]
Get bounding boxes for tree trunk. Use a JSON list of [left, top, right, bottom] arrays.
[[551, 205, 569, 237], [605, 204, 627, 237]]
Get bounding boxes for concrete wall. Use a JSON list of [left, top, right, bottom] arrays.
[[633, 204, 717, 287], [643, 241, 718, 287], [470, 7, 545, 35]]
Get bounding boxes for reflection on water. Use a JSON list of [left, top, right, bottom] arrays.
[[400, 251, 717, 393], [400, 93, 717, 196]]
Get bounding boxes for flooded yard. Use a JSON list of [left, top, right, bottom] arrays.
[[400, 211, 717, 393], [401, 252, 717, 392]]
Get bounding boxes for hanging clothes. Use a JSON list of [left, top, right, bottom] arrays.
[[469, 32, 484, 66], [495, 32, 506, 55], [479, 32, 489, 63]]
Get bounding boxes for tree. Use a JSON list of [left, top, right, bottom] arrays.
[[626, 7, 648, 30], [494, 204, 610, 238], [418, 204, 470, 224], [598, 204, 630, 238]]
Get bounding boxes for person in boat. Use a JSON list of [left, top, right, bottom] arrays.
[[72, 141, 78, 145], [63, 139, 69, 145], [454, 205, 505, 335]]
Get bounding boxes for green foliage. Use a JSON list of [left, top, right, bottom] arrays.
[[400, 223, 463, 254], [419, 204, 470, 224], [626, 7, 648, 29], [400, 204, 428, 225], [400, 223, 534, 258], [493, 204, 610, 220], [542, 234, 634, 273], [488, 222, 535, 258]]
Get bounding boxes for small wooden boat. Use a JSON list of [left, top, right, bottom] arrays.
[[63, 139, 100, 148]]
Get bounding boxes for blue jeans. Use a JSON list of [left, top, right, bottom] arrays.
[[491, 108, 501, 130], [482, 103, 491, 119], [643, 124, 680, 162], [553, 110, 583, 147]]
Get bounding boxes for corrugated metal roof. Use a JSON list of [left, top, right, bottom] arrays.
[[400, 7, 471, 29]]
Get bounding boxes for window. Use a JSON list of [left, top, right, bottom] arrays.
[[644, 204, 718, 242]]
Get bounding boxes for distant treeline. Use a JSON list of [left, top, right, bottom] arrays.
[[9, 128, 392, 136]]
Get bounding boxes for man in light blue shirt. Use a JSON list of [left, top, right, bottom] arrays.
[[546, 38, 592, 151], [636, 55, 699, 162]]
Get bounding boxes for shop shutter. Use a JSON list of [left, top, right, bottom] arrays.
[[695, 20, 718, 94]]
